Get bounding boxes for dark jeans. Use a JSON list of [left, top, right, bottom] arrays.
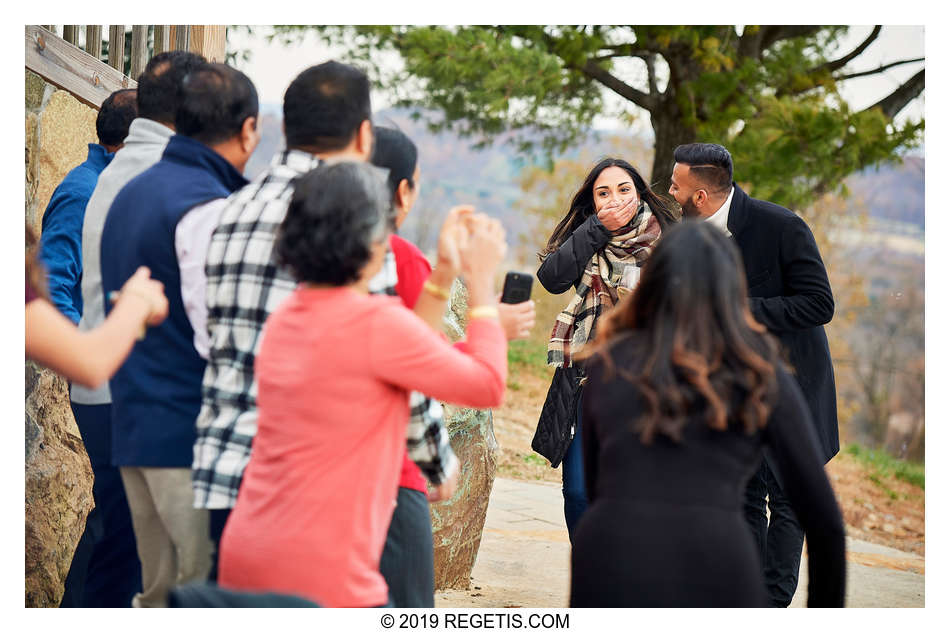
[[743, 460, 805, 607], [562, 392, 588, 544], [379, 487, 435, 607], [60, 402, 142, 608], [208, 508, 232, 582]]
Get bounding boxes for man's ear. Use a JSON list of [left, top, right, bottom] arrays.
[[694, 188, 708, 208], [240, 116, 260, 154], [356, 119, 373, 159]]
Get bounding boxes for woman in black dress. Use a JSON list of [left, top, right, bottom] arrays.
[[570, 221, 845, 607], [533, 158, 677, 542]]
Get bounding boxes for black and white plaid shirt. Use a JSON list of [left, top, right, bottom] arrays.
[[192, 149, 457, 509]]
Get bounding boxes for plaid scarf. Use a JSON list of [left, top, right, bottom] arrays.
[[547, 202, 662, 367]]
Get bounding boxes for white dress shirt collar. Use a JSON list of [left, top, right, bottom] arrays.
[[704, 185, 735, 236]]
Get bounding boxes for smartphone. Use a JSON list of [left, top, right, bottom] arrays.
[[501, 271, 534, 304]]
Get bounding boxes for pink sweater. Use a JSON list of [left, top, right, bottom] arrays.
[[218, 286, 506, 607]]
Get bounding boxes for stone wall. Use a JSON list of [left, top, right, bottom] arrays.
[[25, 70, 96, 607]]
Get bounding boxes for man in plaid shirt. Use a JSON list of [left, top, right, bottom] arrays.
[[192, 62, 457, 573]]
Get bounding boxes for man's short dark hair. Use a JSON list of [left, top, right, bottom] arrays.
[[136, 50, 207, 126], [175, 63, 259, 145], [673, 143, 734, 192], [96, 88, 138, 147], [283, 61, 371, 153]]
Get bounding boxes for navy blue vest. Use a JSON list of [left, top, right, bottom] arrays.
[[100, 134, 248, 467]]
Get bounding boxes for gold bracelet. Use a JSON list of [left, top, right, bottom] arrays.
[[423, 279, 451, 301], [469, 305, 499, 320]]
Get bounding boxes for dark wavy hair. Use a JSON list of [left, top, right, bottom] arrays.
[[276, 162, 393, 286], [539, 157, 678, 259], [582, 221, 781, 443]]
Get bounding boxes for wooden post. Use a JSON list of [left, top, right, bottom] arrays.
[[189, 25, 227, 63], [130, 26, 148, 79], [107, 25, 125, 72], [62, 25, 79, 46], [85, 25, 102, 59], [153, 25, 169, 56], [174, 25, 190, 52], [168, 25, 226, 63]]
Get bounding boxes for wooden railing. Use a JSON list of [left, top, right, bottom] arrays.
[[26, 25, 227, 109]]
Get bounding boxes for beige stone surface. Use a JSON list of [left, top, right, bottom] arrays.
[[35, 90, 97, 226], [25, 70, 47, 111], [25, 113, 39, 228], [25, 362, 94, 608]]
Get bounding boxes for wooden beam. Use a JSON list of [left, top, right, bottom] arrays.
[[153, 25, 169, 56], [25, 25, 136, 110], [130, 26, 148, 80], [62, 25, 79, 46], [189, 25, 227, 63], [85, 25, 102, 59], [173, 25, 190, 52], [107, 25, 124, 72]]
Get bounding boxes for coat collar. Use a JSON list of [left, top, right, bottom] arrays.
[[726, 182, 752, 237], [161, 134, 249, 193]]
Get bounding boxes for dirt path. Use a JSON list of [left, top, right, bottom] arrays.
[[435, 477, 924, 608], [491, 370, 925, 557]]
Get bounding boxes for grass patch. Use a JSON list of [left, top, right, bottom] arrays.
[[508, 339, 554, 379], [522, 453, 548, 466], [845, 443, 925, 490]]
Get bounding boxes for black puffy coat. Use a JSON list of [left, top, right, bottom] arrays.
[[531, 214, 612, 467]]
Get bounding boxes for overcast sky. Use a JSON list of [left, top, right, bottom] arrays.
[[229, 25, 925, 131]]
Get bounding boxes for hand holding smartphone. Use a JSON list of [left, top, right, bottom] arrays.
[[501, 271, 534, 304]]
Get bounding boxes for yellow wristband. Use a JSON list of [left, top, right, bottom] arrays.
[[423, 279, 451, 301], [469, 305, 499, 320]]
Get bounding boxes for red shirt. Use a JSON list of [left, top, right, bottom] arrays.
[[389, 234, 433, 494]]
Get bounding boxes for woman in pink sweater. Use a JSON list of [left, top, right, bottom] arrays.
[[218, 161, 508, 607]]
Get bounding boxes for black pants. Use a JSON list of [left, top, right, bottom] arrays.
[[743, 460, 805, 607], [208, 508, 232, 582], [379, 487, 434, 607], [60, 403, 142, 608]]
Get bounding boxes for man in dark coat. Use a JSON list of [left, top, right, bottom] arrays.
[[669, 143, 838, 607]]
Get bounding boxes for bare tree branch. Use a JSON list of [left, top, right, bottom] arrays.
[[645, 53, 658, 96], [757, 25, 823, 56], [814, 25, 882, 75], [835, 57, 925, 82], [866, 69, 925, 118], [570, 58, 658, 112]]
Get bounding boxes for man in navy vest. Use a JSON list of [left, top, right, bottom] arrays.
[[99, 63, 260, 608]]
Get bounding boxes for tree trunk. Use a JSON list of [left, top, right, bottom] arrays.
[[649, 106, 696, 198]]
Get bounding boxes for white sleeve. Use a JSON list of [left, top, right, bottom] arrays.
[[175, 198, 228, 360]]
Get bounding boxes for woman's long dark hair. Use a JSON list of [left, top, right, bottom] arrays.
[[539, 157, 678, 259], [583, 221, 781, 443]]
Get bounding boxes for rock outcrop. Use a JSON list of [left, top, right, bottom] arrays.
[[430, 281, 499, 590], [25, 363, 93, 607], [25, 75, 98, 607]]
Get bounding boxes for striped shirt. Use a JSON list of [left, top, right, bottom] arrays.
[[192, 149, 456, 509]]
